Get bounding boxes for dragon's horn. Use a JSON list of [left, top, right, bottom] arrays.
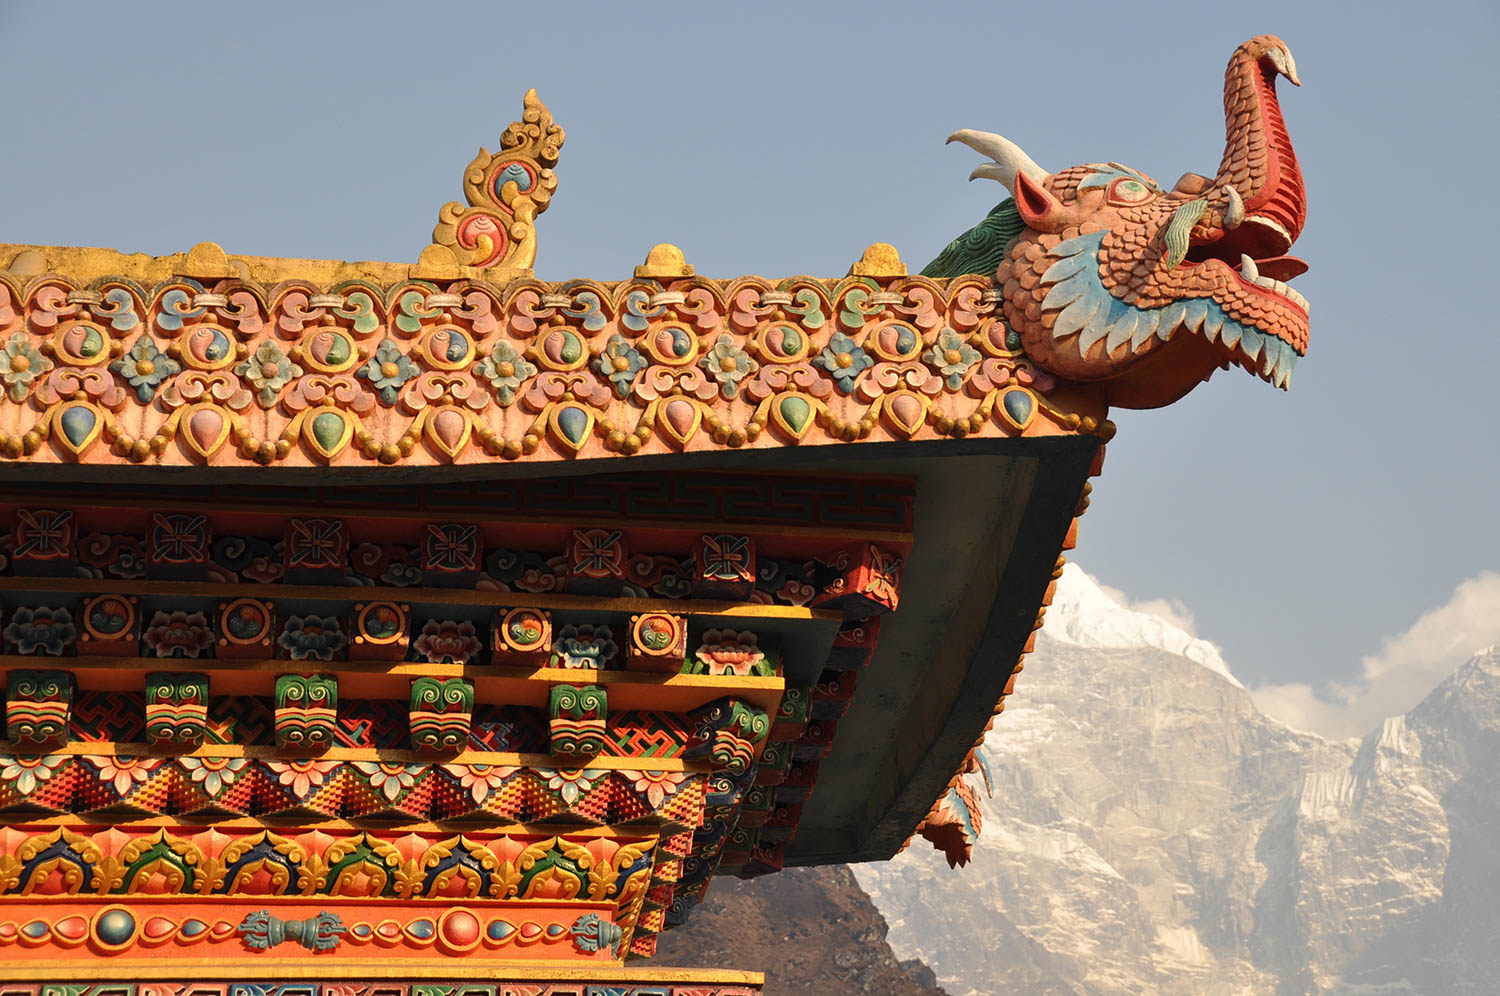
[[946, 130, 1050, 191]]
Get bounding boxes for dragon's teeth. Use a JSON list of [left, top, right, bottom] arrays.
[[1239, 254, 1259, 281]]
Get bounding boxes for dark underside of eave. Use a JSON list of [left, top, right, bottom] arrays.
[[0, 434, 1098, 867], [780, 435, 1097, 866]]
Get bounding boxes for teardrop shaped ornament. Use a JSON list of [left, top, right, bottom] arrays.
[[303, 407, 353, 460], [772, 393, 815, 440], [53, 402, 101, 458], [884, 390, 926, 436], [180, 404, 230, 460], [658, 397, 701, 445], [549, 403, 594, 453], [425, 405, 472, 460], [997, 388, 1036, 431]]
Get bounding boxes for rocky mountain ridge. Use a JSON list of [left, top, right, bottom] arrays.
[[854, 566, 1500, 994], [664, 565, 1500, 992]]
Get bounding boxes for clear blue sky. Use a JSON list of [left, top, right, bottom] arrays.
[[2, 0, 1497, 701]]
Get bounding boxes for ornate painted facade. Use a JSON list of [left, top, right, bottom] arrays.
[[0, 35, 1307, 992]]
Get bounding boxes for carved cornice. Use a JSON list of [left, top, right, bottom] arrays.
[[0, 243, 1108, 471]]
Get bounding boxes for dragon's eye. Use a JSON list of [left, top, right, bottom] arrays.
[[1106, 178, 1155, 206]]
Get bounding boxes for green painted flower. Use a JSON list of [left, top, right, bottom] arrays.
[[593, 334, 647, 396], [699, 334, 759, 398], [111, 337, 180, 402], [235, 341, 303, 408], [476, 342, 537, 406], [924, 328, 980, 389], [357, 337, 418, 405], [813, 332, 873, 393], [0, 332, 51, 402]]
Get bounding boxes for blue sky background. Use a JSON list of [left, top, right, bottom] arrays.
[[2, 0, 1496, 733]]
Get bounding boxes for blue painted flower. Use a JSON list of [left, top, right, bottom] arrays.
[[278, 615, 347, 661], [476, 342, 537, 406], [3, 607, 76, 655], [357, 337, 418, 405], [235, 341, 302, 408], [699, 334, 759, 398], [924, 328, 980, 390], [551, 623, 619, 669], [111, 337, 181, 402], [813, 332, 873, 393], [593, 334, 647, 396], [0, 333, 51, 403]]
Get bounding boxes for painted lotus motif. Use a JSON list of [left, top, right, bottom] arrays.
[[85, 755, 160, 796], [0, 753, 65, 795], [631, 769, 687, 808], [278, 615, 347, 661], [440, 762, 520, 805], [694, 629, 767, 676], [266, 758, 340, 800], [141, 610, 214, 658], [3, 607, 76, 655], [544, 767, 606, 805], [551, 624, 618, 669], [180, 755, 249, 797], [413, 619, 482, 664], [352, 761, 421, 803]]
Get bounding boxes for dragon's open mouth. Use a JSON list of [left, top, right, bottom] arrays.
[[1183, 233, 1310, 320]]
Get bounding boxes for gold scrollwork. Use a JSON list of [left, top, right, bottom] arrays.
[[210, 829, 310, 896], [418, 834, 501, 899], [429, 90, 564, 272], [8, 827, 104, 895]]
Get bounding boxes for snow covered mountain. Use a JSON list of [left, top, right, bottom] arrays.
[[853, 565, 1500, 994]]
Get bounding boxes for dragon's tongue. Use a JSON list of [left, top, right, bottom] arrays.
[[1256, 255, 1307, 280]]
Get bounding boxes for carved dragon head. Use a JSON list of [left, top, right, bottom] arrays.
[[930, 35, 1307, 408]]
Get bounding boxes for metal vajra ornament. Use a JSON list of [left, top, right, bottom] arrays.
[[237, 909, 346, 952], [569, 912, 623, 957]]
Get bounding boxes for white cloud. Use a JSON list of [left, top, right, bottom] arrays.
[[1250, 571, 1500, 739]]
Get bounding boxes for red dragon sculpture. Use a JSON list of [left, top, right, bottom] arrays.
[[916, 34, 1310, 868], [926, 35, 1308, 409]]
